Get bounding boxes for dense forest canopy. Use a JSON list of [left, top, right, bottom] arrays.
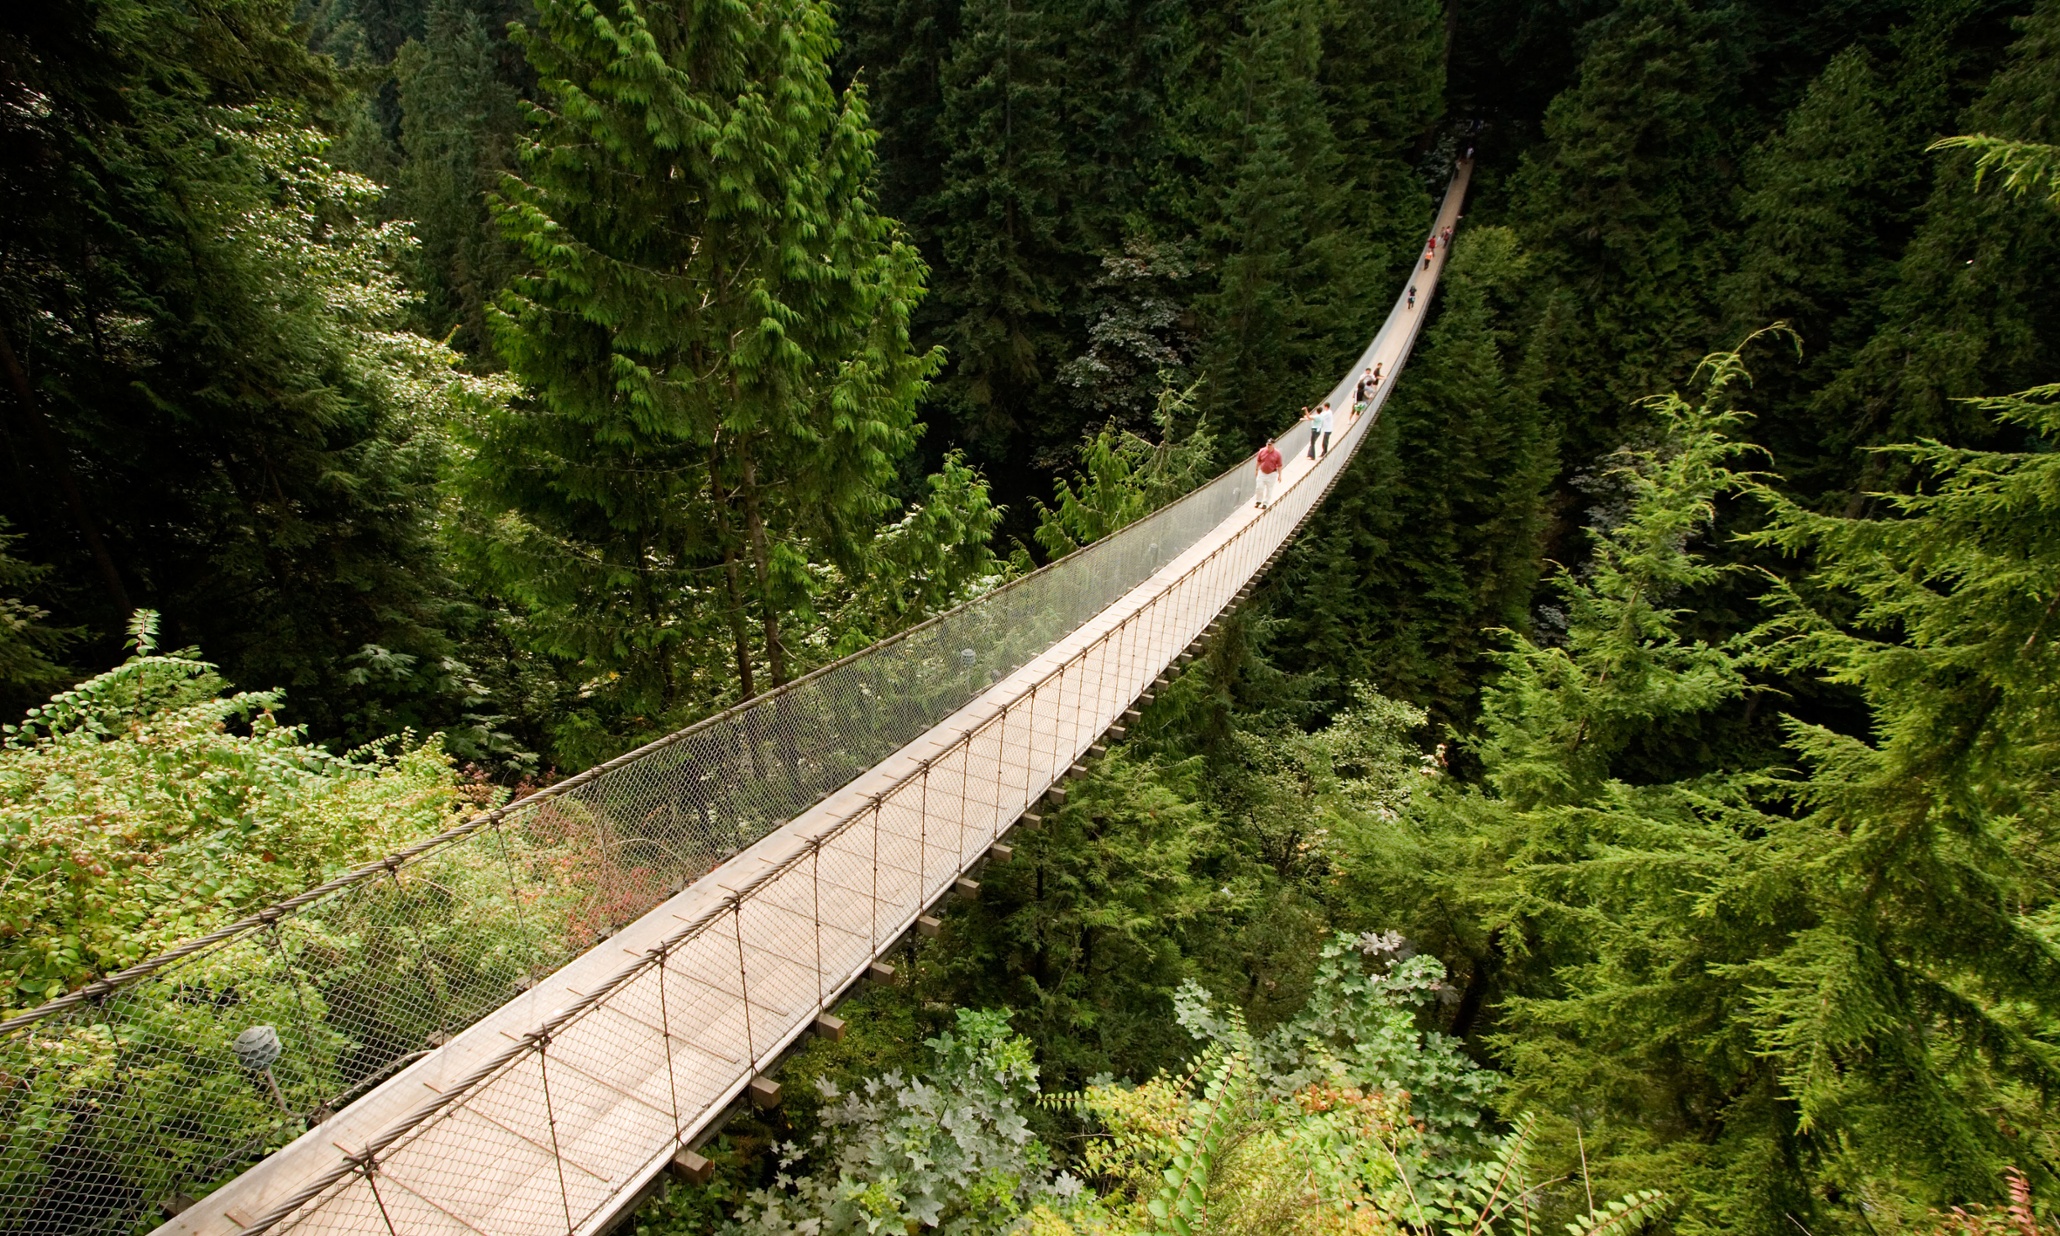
[[3, 0, 2060, 1232]]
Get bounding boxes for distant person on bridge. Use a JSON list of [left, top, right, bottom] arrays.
[[1254, 441, 1284, 508], [1309, 402, 1333, 459], [1408, 284, 1418, 309], [1354, 368, 1374, 415]]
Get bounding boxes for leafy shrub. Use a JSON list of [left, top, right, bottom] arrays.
[[0, 612, 475, 1012], [727, 1008, 1078, 1235]]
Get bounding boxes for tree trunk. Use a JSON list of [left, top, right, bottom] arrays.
[[0, 322, 133, 617], [723, 546, 757, 701], [737, 439, 788, 686]]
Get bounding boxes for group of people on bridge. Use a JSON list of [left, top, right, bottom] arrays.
[[1251, 361, 1384, 509], [1253, 215, 1453, 507]]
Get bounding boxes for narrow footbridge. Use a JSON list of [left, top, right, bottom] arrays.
[[4, 166, 1469, 1236]]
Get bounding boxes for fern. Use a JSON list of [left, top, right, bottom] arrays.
[[1564, 1190, 1670, 1236], [1145, 1049, 1251, 1236]]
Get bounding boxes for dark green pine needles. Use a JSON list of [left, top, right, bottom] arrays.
[[463, 0, 939, 761]]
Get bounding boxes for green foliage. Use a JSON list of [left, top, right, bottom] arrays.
[[1186, 0, 1387, 450], [1270, 226, 1555, 728], [1331, 339, 2060, 1233], [1735, 375, 2060, 1213], [727, 1008, 1068, 1236], [391, 0, 527, 357], [0, 521, 75, 707], [461, 0, 948, 763], [0, 614, 472, 1011], [823, 452, 1010, 654], [1811, 2, 2060, 472], [1033, 381, 1217, 557], [1936, 133, 2060, 206], [1507, 0, 1744, 459], [0, 0, 497, 744]]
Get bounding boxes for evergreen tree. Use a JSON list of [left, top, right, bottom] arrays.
[[0, 521, 74, 710], [392, 0, 528, 357], [831, 0, 959, 230], [1188, 0, 1381, 448], [925, 0, 1074, 470], [1722, 6, 2026, 502], [1270, 227, 1556, 729], [1507, 0, 1743, 461], [466, 0, 941, 763], [0, 0, 487, 746], [1812, 0, 2060, 490]]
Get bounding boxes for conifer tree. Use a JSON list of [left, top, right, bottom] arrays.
[[0, 0, 485, 745], [926, 0, 1073, 465], [1189, 0, 1378, 448], [1358, 338, 2060, 1231], [392, 0, 527, 358], [1813, 0, 2060, 485], [1722, 6, 2019, 502], [467, 0, 938, 762], [1508, 0, 1742, 461], [1272, 228, 1556, 729]]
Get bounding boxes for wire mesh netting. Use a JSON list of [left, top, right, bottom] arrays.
[[4, 167, 1463, 1236], [0, 368, 1268, 1236]]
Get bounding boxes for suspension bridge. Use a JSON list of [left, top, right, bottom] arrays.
[[3, 163, 1469, 1236]]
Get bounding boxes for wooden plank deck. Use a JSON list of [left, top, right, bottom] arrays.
[[159, 163, 1471, 1236]]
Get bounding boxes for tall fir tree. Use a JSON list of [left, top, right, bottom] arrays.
[[465, 0, 939, 764], [1507, 0, 1744, 463], [0, 0, 487, 746], [1722, 5, 2019, 502], [926, 0, 1074, 476], [392, 0, 528, 358], [1271, 227, 1556, 730], [1812, 0, 2060, 491], [1188, 0, 1384, 448]]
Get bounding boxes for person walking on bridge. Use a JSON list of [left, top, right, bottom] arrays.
[[1308, 401, 1333, 459], [1354, 368, 1374, 416], [1254, 440, 1284, 508], [1408, 284, 1417, 309]]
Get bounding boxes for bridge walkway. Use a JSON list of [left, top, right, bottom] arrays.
[[154, 162, 1472, 1236]]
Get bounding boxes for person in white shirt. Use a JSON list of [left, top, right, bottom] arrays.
[[1308, 401, 1333, 459]]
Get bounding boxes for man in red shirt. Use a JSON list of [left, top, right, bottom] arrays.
[[1254, 441, 1284, 508]]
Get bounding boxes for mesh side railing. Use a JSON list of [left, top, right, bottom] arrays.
[[0, 474, 1252, 1236], [5, 165, 1465, 1236], [0, 304, 1283, 1236], [234, 251, 1418, 1236]]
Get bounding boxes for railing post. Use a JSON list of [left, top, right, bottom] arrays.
[[733, 896, 754, 1067], [654, 943, 682, 1148], [811, 837, 825, 1013], [916, 762, 931, 897], [489, 812, 539, 988], [533, 1032, 575, 1236], [352, 1151, 402, 1236], [869, 796, 883, 949], [994, 704, 1013, 828]]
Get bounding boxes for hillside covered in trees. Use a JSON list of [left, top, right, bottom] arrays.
[[3, 0, 2060, 1233]]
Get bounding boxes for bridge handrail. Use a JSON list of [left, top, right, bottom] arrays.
[[3, 164, 1464, 1236]]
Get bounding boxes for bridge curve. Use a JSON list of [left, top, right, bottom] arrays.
[[7, 164, 1468, 1236]]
